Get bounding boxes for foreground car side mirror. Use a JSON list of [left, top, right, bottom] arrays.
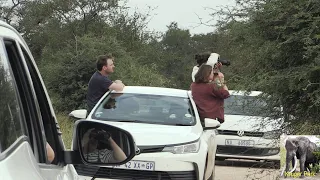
[[203, 118, 221, 130], [69, 109, 87, 119], [65, 120, 137, 166]]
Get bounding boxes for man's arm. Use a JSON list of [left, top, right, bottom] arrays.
[[109, 81, 125, 92], [211, 83, 230, 99], [46, 142, 55, 163], [109, 138, 127, 161]]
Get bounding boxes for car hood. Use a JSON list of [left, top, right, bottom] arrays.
[[89, 120, 202, 146], [219, 114, 283, 132]]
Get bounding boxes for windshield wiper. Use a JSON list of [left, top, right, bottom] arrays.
[[117, 120, 145, 123], [172, 123, 191, 126], [117, 120, 192, 126]]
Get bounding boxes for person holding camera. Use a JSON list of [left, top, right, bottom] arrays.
[[191, 52, 230, 83], [190, 64, 230, 125], [81, 128, 127, 163]]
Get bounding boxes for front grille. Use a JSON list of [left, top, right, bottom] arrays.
[[217, 145, 279, 156], [218, 130, 264, 137], [74, 164, 197, 180], [139, 145, 165, 153]]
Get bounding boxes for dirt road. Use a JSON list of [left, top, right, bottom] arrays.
[[215, 159, 281, 180]]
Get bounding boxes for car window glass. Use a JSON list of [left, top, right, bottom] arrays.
[[224, 95, 268, 116], [0, 39, 25, 153], [20, 45, 60, 164], [3, 39, 49, 163], [93, 93, 196, 126]]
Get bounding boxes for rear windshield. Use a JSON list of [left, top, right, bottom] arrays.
[[224, 95, 268, 116], [92, 93, 196, 126]]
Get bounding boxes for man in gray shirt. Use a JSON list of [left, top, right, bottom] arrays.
[[86, 54, 125, 113]]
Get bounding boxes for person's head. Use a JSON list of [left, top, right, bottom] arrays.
[[194, 64, 214, 83], [82, 128, 98, 153], [195, 51, 211, 67], [96, 54, 115, 75]]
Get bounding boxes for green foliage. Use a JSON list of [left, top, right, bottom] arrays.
[[40, 33, 170, 112], [312, 151, 320, 162], [1, 0, 320, 135], [310, 164, 320, 174], [210, 0, 320, 133]]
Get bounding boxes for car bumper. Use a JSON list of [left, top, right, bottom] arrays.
[[75, 142, 209, 180], [215, 134, 280, 161]]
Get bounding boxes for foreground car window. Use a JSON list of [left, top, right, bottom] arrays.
[[93, 93, 196, 126], [0, 39, 24, 153], [224, 95, 268, 116]]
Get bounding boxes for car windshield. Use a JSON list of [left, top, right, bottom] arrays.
[[224, 94, 268, 116], [92, 93, 196, 126]]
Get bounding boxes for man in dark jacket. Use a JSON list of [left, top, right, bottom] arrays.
[[86, 54, 125, 113]]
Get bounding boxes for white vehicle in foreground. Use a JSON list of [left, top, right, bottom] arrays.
[[0, 20, 139, 180], [70, 86, 221, 180], [215, 90, 281, 164]]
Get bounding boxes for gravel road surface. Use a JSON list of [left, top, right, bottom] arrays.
[[215, 159, 281, 180]]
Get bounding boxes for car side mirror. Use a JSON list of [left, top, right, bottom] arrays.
[[203, 118, 221, 130], [69, 109, 87, 119], [66, 120, 137, 166]]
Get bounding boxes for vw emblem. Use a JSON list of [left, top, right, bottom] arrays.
[[136, 148, 141, 155], [237, 130, 245, 137]]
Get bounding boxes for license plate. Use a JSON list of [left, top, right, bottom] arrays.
[[225, 139, 254, 147], [113, 160, 155, 171]]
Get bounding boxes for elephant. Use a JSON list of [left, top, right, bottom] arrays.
[[282, 136, 318, 178]]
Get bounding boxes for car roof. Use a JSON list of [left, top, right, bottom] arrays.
[[228, 90, 263, 96], [110, 86, 189, 98], [0, 20, 29, 50]]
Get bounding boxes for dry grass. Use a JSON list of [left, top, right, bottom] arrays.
[[56, 113, 74, 149]]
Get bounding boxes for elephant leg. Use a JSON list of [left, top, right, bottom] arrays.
[[300, 155, 306, 178], [285, 152, 293, 175]]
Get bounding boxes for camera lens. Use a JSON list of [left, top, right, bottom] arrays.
[[218, 59, 231, 66]]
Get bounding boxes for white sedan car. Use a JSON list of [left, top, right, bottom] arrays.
[[70, 86, 221, 180], [215, 90, 282, 164]]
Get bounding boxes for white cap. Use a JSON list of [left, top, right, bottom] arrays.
[[206, 53, 220, 67]]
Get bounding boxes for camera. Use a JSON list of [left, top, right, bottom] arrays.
[[90, 129, 110, 142], [195, 52, 231, 67], [218, 57, 231, 66]]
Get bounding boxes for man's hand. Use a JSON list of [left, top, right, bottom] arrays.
[[114, 80, 122, 84], [109, 80, 125, 91], [217, 72, 224, 78]]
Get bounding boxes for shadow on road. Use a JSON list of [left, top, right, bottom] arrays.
[[215, 159, 281, 169]]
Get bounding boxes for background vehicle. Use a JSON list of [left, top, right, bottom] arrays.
[[0, 20, 137, 180], [215, 90, 281, 164], [70, 86, 221, 180]]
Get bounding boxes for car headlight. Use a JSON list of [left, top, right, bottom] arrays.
[[162, 140, 200, 154], [263, 129, 282, 139]]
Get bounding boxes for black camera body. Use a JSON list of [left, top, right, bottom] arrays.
[[218, 58, 231, 66], [90, 129, 111, 142], [195, 52, 231, 67]]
